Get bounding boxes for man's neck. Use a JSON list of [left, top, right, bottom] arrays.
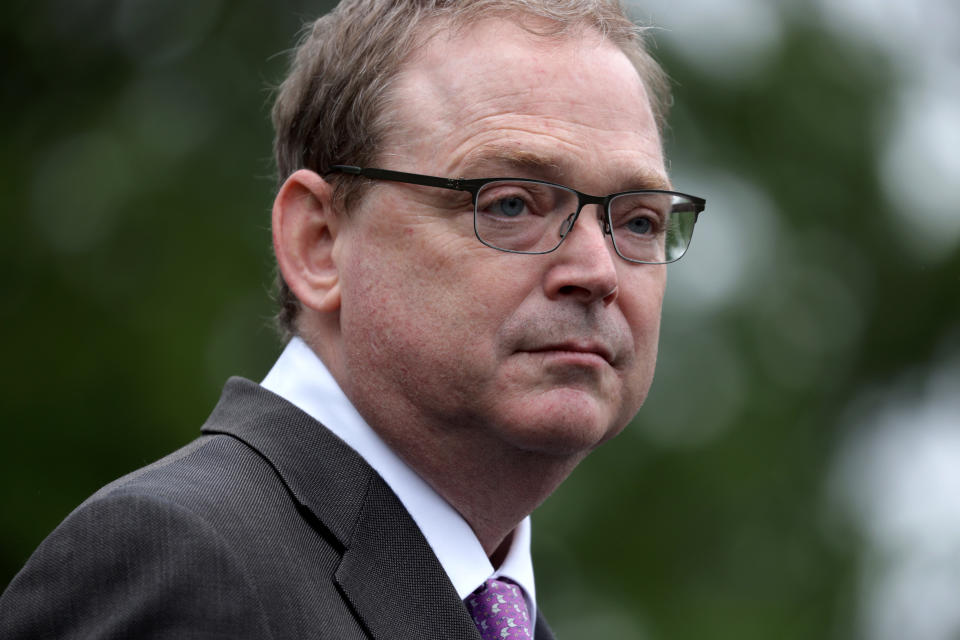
[[360, 408, 583, 556]]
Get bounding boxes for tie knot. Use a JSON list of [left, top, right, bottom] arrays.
[[465, 578, 532, 639]]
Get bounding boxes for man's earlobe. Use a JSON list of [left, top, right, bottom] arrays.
[[272, 169, 342, 313]]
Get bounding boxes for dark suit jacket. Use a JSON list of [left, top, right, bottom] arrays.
[[0, 378, 554, 639]]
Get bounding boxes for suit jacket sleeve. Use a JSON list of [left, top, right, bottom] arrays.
[[1, 491, 273, 639], [0, 379, 555, 639]]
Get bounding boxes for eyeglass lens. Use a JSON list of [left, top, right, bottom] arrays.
[[474, 181, 697, 264]]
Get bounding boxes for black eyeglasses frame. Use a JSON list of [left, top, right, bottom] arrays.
[[324, 164, 706, 264]]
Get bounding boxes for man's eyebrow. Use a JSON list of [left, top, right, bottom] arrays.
[[622, 168, 673, 192], [457, 146, 565, 182], [456, 145, 673, 192]]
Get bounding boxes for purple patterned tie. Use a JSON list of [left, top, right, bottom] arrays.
[[465, 578, 533, 639]]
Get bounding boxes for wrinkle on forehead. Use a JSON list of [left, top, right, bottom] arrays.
[[382, 17, 667, 192], [456, 143, 672, 192]]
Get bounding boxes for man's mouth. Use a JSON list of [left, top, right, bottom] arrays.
[[523, 341, 614, 365]]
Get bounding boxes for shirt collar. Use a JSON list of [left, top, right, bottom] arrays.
[[260, 336, 536, 612]]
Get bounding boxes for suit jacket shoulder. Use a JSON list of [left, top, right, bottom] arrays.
[[0, 377, 500, 639]]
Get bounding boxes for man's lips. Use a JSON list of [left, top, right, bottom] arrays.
[[521, 341, 615, 365]]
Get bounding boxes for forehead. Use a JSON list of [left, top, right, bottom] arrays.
[[383, 17, 666, 191]]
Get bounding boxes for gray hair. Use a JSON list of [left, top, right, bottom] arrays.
[[271, 0, 671, 340]]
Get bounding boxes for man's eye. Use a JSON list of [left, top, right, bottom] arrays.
[[624, 215, 655, 235], [496, 196, 527, 217], [478, 182, 557, 218]]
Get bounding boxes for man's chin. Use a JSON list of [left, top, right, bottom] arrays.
[[491, 389, 628, 457]]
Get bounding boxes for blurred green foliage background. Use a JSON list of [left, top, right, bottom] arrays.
[[2, 1, 958, 638]]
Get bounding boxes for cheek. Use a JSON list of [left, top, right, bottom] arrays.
[[337, 215, 509, 368], [635, 290, 664, 350], [622, 268, 666, 379], [629, 264, 666, 324]]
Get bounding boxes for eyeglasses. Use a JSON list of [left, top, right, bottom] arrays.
[[325, 165, 706, 264]]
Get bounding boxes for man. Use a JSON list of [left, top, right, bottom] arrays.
[[0, 1, 704, 637]]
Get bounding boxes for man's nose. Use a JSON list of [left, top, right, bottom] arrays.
[[542, 205, 619, 306]]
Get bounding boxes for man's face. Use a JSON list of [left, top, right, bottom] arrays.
[[332, 18, 668, 460]]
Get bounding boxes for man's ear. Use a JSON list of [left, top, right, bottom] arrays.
[[272, 169, 343, 313]]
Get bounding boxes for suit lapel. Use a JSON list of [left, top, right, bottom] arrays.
[[202, 378, 480, 640], [335, 477, 481, 640], [201, 377, 372, 547]]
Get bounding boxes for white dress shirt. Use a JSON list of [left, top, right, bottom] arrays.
[[261, 337, 537, 622]]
